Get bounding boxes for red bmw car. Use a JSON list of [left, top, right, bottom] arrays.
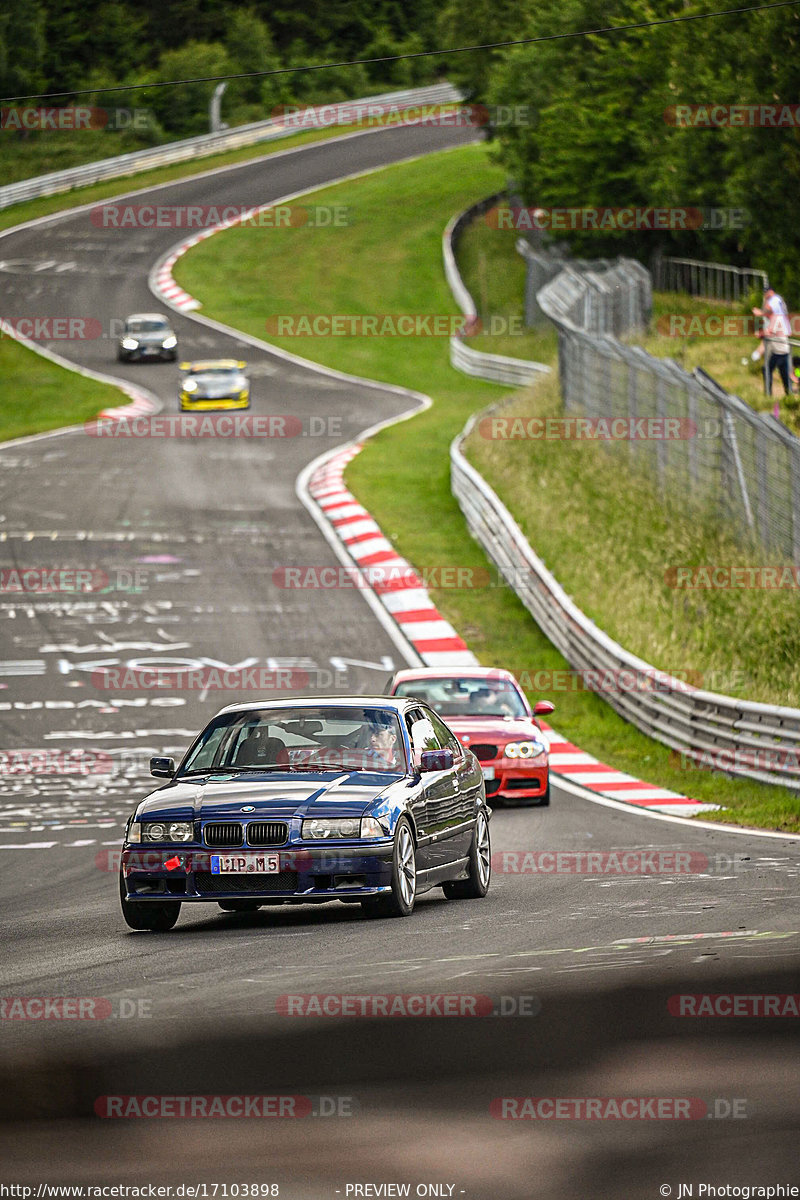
[[387, 667, 554, 806]]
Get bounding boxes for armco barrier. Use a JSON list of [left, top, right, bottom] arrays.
[[443, 197, 550, 387], [0, 84, 461, 211], [449, 337, 549, 386], [444, 196, 800, 791]]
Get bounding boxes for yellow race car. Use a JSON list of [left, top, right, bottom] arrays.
[[179, 360, 250, 411]]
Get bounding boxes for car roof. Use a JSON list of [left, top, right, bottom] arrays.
[[390, 666, 520, 685], [212, 695, 415, 719], [125, 312, 170, 322]]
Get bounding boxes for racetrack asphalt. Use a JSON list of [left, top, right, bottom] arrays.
[[0, 121, 798, 1196]]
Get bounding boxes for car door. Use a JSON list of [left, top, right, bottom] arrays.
[[404, 707, 437, 871], [410, 705, 467, 870]]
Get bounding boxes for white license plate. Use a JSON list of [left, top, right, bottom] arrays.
[[481, 767, 495, 781], [211, 853, 279, 874]]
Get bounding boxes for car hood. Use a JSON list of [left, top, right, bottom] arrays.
[[444, 716, 544, 744], [184, 374, 246, 398], [136, 771, 396, 820]]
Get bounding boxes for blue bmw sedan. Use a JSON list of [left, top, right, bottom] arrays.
[[120, 696, 491, 931]]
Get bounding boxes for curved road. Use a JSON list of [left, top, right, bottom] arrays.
[[1, 123, 799, 1196]]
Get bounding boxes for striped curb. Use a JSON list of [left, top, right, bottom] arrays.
[[97, 385, 160, 422], [308, 446, 478, 669], [153, 237, 209, 311], [307, 447, 718, 817], [539, 726, 718, 816]]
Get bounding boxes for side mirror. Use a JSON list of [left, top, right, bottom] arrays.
[[533, 701, 555, 716], [150, 756, 175, 779], [420, 748, 454, 773]]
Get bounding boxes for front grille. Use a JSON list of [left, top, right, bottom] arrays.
[[471, 744, 497, 761], [505, 778, 542, 790], [246, 821, 288, 847], [195, 870, 298, 894], [484, 777, 501, 796], [204, 822, 243, 847]]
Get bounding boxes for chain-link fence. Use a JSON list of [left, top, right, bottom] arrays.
[[530, 252, 800, 561], [652, 256, 768, 301]]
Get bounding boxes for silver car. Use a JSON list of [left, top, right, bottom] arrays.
[[117, 313, 178, 362]]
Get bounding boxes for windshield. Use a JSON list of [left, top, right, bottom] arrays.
[[393, 677, 528, 718], [188, 366, 239, 377], [180, 705, 407, 775], [127, 318, 168, 332]]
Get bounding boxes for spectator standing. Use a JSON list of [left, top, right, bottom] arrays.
[[753, 285, 793, 397]]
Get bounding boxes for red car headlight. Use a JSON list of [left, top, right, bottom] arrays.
[[503, 740, 547, 760]]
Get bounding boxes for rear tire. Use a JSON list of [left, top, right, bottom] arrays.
[[119, 871, 180, 931], [442, 809, 491, 900], [361, 817, 416, 918]]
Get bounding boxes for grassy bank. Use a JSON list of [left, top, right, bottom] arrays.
[[174, 142, 799, 830], [0, 338, 124, 443]]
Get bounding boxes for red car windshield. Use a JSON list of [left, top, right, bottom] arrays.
[[393, 678, 528, 718]]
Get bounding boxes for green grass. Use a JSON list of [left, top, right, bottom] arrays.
[[173, 142, 800, 831], [0, 337, 124, 442], [456, 205, 559, 362]]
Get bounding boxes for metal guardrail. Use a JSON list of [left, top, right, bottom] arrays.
[[450, 426, 800, 791], [442, 195, 550, 387], [450, 337, 549, 385], [653, 256, 769, 302], [444, 195, 800, 791], [0, 84, 462, 212]]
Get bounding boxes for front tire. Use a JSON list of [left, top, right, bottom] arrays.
[[119, 871, 180, 931], [361, 817, 416, 918], [443, 809, 491, 900]]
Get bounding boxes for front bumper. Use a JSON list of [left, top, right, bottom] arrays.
[[481, 764, 548, 800], [179, 396, 249, 411], [121, 842, 394, 902], [122, 345, 175, 359]]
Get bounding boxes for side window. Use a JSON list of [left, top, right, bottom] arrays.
[[426, 709, 462, 758], [406, 708, 441, 767]]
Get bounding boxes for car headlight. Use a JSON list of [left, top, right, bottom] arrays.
[[182, 379, 198, 393], [140, 820, 193, 842], [360, 815, 390, 838], [161, 335, 177, 349], [302, 817, 361, 840], [504, 740, 547, 760], [238, 389, 248, 399], [122, 337, 139, 350]]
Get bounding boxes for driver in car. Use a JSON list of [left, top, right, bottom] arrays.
[[367, 723, 402, 769]]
